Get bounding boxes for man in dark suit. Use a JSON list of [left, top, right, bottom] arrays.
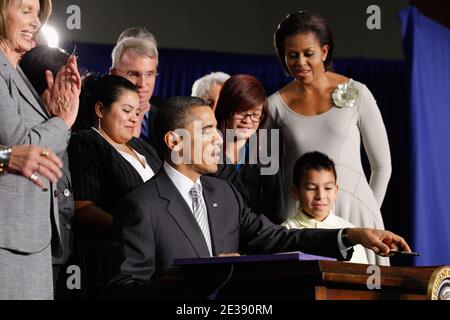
[[109, 96, 411, 291]]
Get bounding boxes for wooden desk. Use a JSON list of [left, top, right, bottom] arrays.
[[157, 257, 444, 300]]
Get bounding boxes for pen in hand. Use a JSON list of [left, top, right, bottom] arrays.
[[389, 250, 421, 257]]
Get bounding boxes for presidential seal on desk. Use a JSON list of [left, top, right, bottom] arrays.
[[427, 266, 450, 300]]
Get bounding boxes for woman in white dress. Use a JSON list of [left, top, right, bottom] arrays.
[[268, 11, 391, 265]]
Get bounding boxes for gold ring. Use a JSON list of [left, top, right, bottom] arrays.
[[41, 149, 50, 157], [30, 173, 38, 182]]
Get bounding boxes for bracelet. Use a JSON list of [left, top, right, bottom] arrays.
[[0, 146, 12, 173]]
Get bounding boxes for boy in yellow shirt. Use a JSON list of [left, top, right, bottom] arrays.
[[283, 151, 369, 264]]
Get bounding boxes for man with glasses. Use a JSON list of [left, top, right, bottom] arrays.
[[110, 29, 160, 143]]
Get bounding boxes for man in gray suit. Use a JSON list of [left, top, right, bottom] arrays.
[[109, 97, 411, 296], [0, 0, 81, 299]]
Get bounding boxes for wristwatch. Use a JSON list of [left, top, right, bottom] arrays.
[[341, 228, 354, 248], [0, 146, 12, 174]]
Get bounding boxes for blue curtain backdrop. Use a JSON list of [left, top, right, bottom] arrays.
[[63, 41, 413, 265], [64, 42, 406, 98], [400, 7, 450, 266]]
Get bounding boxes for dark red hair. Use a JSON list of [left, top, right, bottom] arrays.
[[215, 74, 268, 137]]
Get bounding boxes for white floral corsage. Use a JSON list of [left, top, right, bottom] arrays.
[[332, 82, 359, 108]]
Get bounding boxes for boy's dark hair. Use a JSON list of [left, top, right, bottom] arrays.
[[293, 151, 337, 187], [152, 96, 208, 157]]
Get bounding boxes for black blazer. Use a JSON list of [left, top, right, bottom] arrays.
[[109, 168, 350, 288], [68, 129, 162, 215], [53, 151, 75, 266], [214, 162, 283, 224]]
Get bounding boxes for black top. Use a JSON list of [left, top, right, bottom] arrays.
[[213, 143, 284, 224], [53, 152, 75, 265], [68, 129, 162, 215], [214, 163, 284, 224]]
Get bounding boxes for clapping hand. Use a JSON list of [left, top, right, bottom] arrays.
[[42, 55, 82, 128]]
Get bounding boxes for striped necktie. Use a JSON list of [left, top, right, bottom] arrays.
[[140, 110, 150, 140], [190, 183, 213, 256]]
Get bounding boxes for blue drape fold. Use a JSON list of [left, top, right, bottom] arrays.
[[399, 6, 450, 266]]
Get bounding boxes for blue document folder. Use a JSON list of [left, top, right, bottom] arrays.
[[174, 252, 336, 266]]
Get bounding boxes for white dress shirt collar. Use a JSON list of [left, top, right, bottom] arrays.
[[293, 208, 353, 257], [163, 162, 202, 212], [294, 208, 336, 229]]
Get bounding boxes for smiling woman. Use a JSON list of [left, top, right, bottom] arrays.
[[268, 11, 392, 266], [69, 75, 162, 231], [212, 75, 284, 224], [0, 0, 83, 300], [0, 0, 51, 64], [67, 75, 161, 296]]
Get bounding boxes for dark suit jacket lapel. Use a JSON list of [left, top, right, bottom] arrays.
[[155, 170, 211, 257], [201, 178, 224, 256]]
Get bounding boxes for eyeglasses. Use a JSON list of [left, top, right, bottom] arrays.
[[231, 112, 262, 123], [205, 99, 215, 108], [115, 70, 159, 81]]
